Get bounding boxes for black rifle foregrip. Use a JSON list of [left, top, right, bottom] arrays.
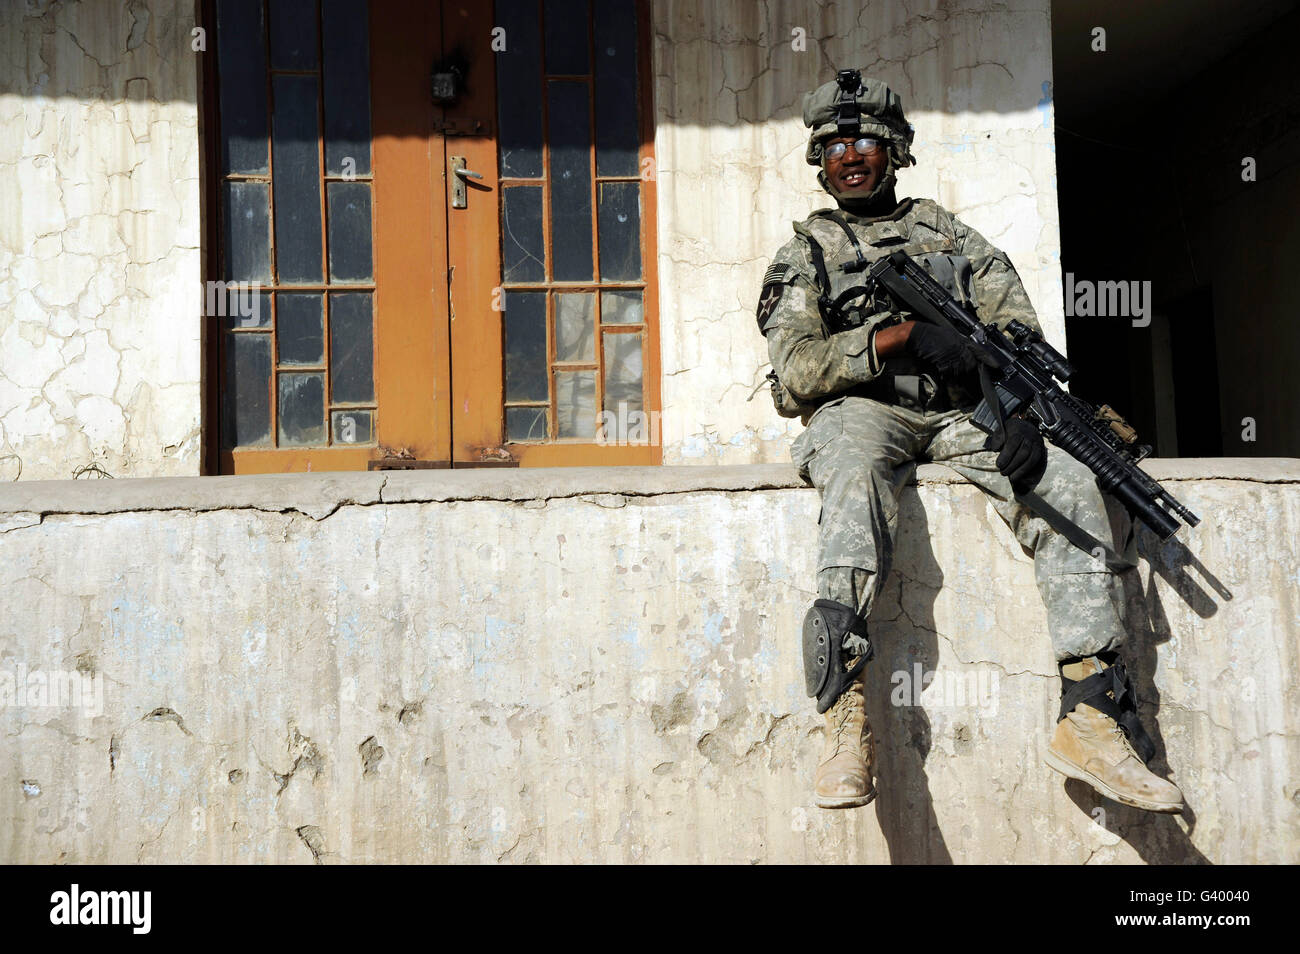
[[1048, 417, 1181, 540]]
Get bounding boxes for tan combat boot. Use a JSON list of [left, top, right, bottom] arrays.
[[814, 660, 876, 809], [1045, 656, 1183, 813]]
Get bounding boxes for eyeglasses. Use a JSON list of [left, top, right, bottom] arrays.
[[825, 138, 888, 160]]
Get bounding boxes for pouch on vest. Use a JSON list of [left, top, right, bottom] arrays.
[[915, 251, 975, 305], [755, 261, 822, 420], [764, 370, 817, 419]]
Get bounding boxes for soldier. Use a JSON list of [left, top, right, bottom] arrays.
[[755, 71, 1184, 814]]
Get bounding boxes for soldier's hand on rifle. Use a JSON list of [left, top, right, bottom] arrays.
[[904, 321, 997, 378], [983, 416, 1047, 495]]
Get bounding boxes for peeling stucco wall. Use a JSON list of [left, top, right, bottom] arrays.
[[651, 0, 1062, 464], [1, 462, 1296, 864], [0, 0, 201, 482]]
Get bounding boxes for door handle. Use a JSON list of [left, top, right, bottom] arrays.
[[450, 156, 484, 209]]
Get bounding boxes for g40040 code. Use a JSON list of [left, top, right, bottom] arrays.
[[1200, 891, 1249, 902]]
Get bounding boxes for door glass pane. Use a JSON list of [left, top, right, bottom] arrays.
[[223, 182, 271, 283], [330, 293, 374, 404], [332, 409, 374, 444], [496, 0, 544, 178], [215, 0, 268, 175], [548, 80, 593, 282], [594, 0, 639, 177], [220, 289, 271, 330], [277, 294, 325, 366], [555, 293, 595, 361], [600, 289, 642, 325], [222, 333, 272, 448], [555, 370, 596, 439], [506, 407, 548, 442], [502, 186, 545, 283], [327, 182, 373, 283], [271, 74, 324, 283], [322, 0, 372, 175], [269, 0, 319, 70], [544, 0, 590, 74], [278, 372, 327, 446], [491, 0, 653, 449], [603, 332, 643, 412], [505, 292, 548, 402], [598, 181, 641, 280]]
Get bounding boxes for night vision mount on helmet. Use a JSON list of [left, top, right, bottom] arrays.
[[803, 69, 916, 207]]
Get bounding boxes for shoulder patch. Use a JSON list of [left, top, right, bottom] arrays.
[[755, 282, 785, 335], [763, 262, 792, 287]]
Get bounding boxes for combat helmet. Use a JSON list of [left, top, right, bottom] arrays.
[[803, 70, 915, 205]]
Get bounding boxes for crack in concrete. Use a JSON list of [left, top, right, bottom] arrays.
[[295, 824, 326, 864], [135, 804, 179, 863], [142, 706, 190, 735], [1152, 698, 1296, 748]]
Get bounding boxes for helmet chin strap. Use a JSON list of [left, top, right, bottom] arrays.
[[818, 156, 900, 215]]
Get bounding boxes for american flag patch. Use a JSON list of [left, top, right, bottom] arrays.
[[763, 262, 792, 286]]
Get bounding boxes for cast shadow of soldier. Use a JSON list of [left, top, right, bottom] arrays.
[[861, 475, 1225, 864]]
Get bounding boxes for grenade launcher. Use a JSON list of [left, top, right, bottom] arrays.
[[869, 250, 1199, 540]]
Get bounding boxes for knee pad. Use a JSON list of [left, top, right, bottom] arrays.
[[1058, 650, 1155, 763], [803, 599, 873, 714]]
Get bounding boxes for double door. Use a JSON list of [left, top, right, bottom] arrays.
[[210, 0, 659, 473]]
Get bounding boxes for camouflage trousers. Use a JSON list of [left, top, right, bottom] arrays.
[[790, 395, 1137, 661]]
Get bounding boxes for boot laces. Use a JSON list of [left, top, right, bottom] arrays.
[[1109, 717, 1141, 760], [826, 687, 862, 758], [1095, 683, 1141, 760], [1077, 692, 1140, 761]]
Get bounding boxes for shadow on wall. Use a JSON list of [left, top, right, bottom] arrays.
[[0, 0, 199, 102], [651, 0, 1055, 131], [4, 0, 1055, 120], [862, 489, 1224, 863]]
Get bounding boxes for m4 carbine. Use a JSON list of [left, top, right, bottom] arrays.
[[869, 250, 1199, 540]]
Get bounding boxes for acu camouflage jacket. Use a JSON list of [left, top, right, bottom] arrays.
[[755, 197, 1042, 418]]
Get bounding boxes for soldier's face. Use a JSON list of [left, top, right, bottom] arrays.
[[824, 136, 889, 197]]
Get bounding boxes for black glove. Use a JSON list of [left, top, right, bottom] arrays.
[[983, 416, 1047, 495], [905, 322, 996, 378]]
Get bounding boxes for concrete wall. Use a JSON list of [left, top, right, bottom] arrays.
[[0, 0, 202, 482], [652, 0, 1064, 465], [2, 461, 1296, 864]]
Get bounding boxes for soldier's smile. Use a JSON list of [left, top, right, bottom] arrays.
[[824, 135, 889, 196]]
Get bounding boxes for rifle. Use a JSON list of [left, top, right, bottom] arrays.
[[869, 250, 1199, 540]]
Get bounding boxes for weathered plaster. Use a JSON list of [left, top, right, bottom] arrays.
[[651, 0, 1064, 464], [1, 463, 1296, 863], [0, 0, 200, 482]]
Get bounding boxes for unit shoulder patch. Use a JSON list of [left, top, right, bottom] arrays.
[[756, 280, 785, 334]]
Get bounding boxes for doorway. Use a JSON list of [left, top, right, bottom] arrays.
[[203, 0, 661, 473]]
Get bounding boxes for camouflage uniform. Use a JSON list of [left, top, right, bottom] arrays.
[[772, 71, 1181, 815], [761, 199, 1137, 661]]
